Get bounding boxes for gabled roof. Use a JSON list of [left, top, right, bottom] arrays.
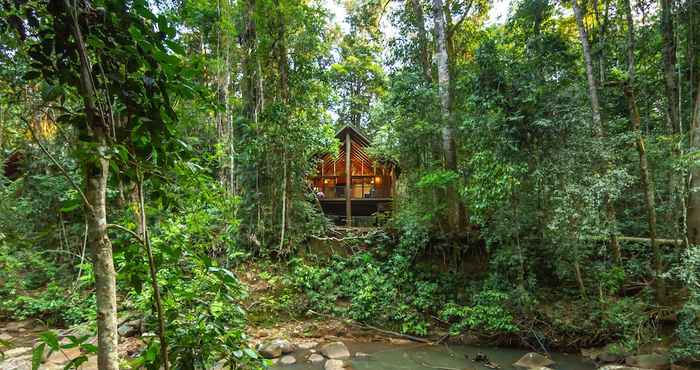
[[335, 124, 370, 146]]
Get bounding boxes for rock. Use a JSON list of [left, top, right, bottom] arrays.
[[514, 352, 555, 369], [298, 341, 319, 350], [308, 353, 325, 363], [319, 342, 350, 359], [599, 352, 627, 364], [3, 347, 32, 358], [258, 339, 296, 359], [2, 321, 31, 333], [598, 366, 650, 370], [582, 347, 604, 360], [0, 333, 13, 342], [473, 352, 489, 363], [117, 319, 142, 338], [0, 354, 32, 370], [280, 355, 297, 365], [45, 346, 82, 366], [325, 359, 351, 370], [625, 354, 671, 370], [355, 352, 370, 358]]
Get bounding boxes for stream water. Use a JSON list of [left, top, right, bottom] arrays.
[[277, 342, 597, 370]]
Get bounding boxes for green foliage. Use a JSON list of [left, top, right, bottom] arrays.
[[671, 246, 700, 361], [1, 283, 96, 327], [112, 163, 263, 369], [291, 248, 460, 336], [32, 331, 97, 370], [439, 290, 519, 335]]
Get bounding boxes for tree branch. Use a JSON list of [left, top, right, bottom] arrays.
[[24, 117, 94, 215]]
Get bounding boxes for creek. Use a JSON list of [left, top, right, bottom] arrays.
[[275, 341, 596, 370]]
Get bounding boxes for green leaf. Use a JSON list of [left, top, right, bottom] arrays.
[[40, 331, 60, 350], [243, 348, 258, 359], [32, 343, 46, 370]]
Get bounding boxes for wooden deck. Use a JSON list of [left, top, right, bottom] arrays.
[[320, 198, 392, 217]]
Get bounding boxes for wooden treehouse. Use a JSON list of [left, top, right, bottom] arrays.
[[310, 125, 396, 227]]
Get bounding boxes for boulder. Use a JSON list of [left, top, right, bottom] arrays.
[[258, 339, 296, 359], [599, 366, 651, 370], [355, 352, 370, 358], [0, 333, 13, 342], [0, 354, 32, 370], [117, 319, 142, 337], [3, 321, 31, 333], [320, 342, 350, 359], [3, 347, 32, 358], [298, 341, 319, 350], [45, 346, 82, 366], [309, 353, 325, 363], [280, 355, 297, 365], [514, 353, 555, 369], [325, 359, 351, 370], [625, 354, 671, 370]]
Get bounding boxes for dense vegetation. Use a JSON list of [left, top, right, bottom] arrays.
[[1, 0, 700, 368]]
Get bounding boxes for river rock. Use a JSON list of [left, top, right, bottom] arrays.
[[514, 352, 555, 369], [355, 352, 370, 358], [599, 365, 651, 370], [0, 333, 13, 342], [3, 321, 31, 333], [625, 354, 671, 370], [320, 342, 350, 359], [117, 319, 142, 337], [258, 338, 296, 359], [280, 355, 297, 365], [325, 359, 351, 370], [298, 341, 319, 350], [3, 347, 32, 358], [309, 353, 325, 363], [0, 354, 32, 370]]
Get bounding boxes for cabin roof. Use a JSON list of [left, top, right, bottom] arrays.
[[336, 125, 370, 147]]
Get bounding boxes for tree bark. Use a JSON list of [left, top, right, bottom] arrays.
[[432, 0, 461, 231], [137, 179, 169, 369], [688, 72, 700, 243], [660, 0, 680, 135], [623, 0, 664, 300], [66, 0, 119, 367], [85, 139, 119, 370], [572, 0, 621, 262], [407, 0, 432, 82]]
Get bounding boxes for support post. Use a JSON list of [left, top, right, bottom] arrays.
[[346, 132, 352, 227]]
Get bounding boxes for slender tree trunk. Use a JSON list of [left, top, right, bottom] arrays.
[[688, 74, 700, 243], [137, 179, 169, 369], [660, 0, 680, 135], [277, 0, 290, 251], [572, 0, 621, 263], [623, 0, 664, 300], [408, 0, 432, 82], [574, 259, 587, 300], [85, 136, 119, 370], [432, 0, 461, 232], [66, 0, 119, 367]]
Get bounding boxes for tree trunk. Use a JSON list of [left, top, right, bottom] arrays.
[[66, 0, 119, 367], [432, 0, 461, 231], [572, 0, 621, 262], [688, 73, 700, 243], [660, 0, 680, 135], [408, 0, 432, 82], [623, 0, 664, 300], [85, 133, 119, 370], [137, 179, 169, 369]]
